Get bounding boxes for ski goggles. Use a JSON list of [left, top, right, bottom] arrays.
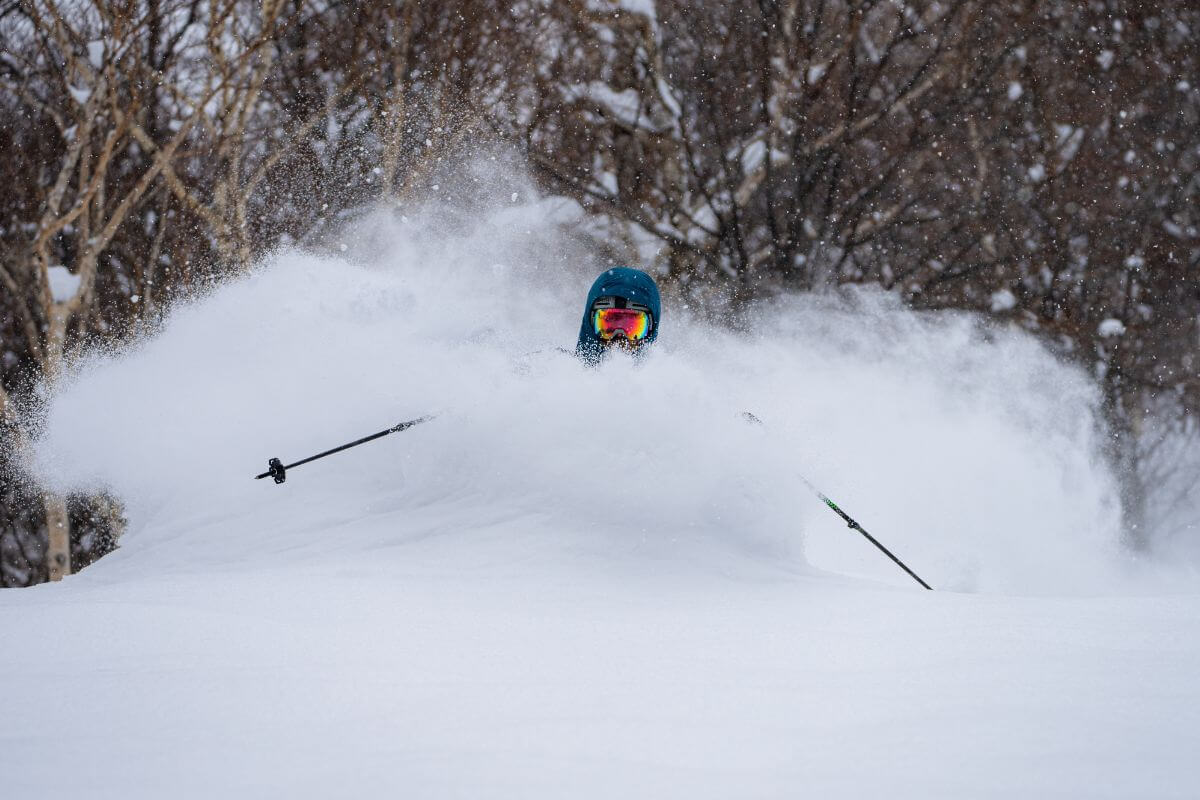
[[592, 307, 652, 341]]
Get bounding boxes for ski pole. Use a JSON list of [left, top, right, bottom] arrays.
[[255, 416, 432, 484], [797, 475, 933, 591], [742, 413, 932, 590]]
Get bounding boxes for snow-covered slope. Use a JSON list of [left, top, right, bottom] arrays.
[[5, 200, 1198, 797]]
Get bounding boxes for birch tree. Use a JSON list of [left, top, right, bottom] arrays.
[[0, 0, 274, 579]]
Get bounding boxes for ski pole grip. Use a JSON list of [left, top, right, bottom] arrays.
[[255, 458, 287, 484]]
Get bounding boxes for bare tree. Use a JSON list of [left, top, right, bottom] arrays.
[[0, 0, 242, 577], [519, 1, 1030, 306]]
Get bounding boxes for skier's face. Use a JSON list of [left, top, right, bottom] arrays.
[[603, 334, 643, 354]]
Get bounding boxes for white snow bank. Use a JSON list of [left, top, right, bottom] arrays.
[[3, 560, 1198, 799]]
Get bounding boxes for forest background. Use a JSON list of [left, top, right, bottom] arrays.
[[1, 0, 1197, 586]]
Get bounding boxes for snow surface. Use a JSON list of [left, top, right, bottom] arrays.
[[1098, 318, 1127, 338], [989, 288, 1017, 313], [47, 264, 82, 301], [5, 194, 1200, 797], [741, 139, 767, 174], [87, 40, 105, 69], [616, 0, 657, 23]]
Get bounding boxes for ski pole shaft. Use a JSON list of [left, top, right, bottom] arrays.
[[255, 416, 432, 484], [799, 477, 933, 591], [742, 413, 931, 590]]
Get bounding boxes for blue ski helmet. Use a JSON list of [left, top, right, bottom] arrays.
[[576, 267, 662, 365]]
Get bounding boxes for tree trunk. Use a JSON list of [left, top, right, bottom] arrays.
[[44, 493, 71, 581], [1102, 377, 1147, 551], [42, 309, 73, 581]]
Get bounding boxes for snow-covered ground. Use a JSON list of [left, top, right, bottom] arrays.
[[5, 199, 1199, 797]]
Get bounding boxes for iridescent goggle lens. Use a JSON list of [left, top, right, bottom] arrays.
[[593, 308, 651, 341]]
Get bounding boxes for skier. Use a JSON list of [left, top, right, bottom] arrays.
[[257, 267, 662, 484], [575, 267, 662, 365]]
